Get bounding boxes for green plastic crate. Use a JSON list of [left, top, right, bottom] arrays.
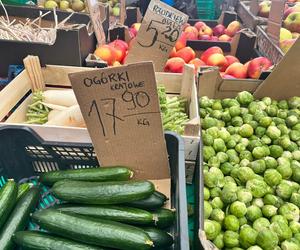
[[196, 0, 215, 20]]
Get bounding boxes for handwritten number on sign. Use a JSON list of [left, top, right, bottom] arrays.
[[138, 20, 159, 48], [122, 90, 150, 110], [89, 100, 106, 136]]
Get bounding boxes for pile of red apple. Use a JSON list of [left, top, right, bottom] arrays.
[[165, 46, 273, 79], [175, 20, 241, 51]]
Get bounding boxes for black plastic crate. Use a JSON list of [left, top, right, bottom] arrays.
[[0, 125, 189, 250]]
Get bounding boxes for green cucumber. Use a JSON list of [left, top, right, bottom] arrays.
[[153, 191, 168, 202], [0, 186, 39, 250], [40, 166, 133, 185], [17, 183, 32, 201], [0, 179, 18, 230], [152, 208, 175, 228], [126, 192, 166, 210], [32, 209, 153, 250], [54, 204, 154, 225], [14, 231, 106, 250], [52, 180, 154, 204], [143, 227, 174, 249]]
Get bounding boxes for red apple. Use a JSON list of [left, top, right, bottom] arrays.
[[220, 55, 240, 72], [109, 39, 128, 51], [218, 34, 232, 42], [129, 27, 137, 38], [199, 34, 212, 40], [169, 47, 177, 58], [164, 57, 186, 73], [225, 62, 247, 79], [194, 21, 207, 31], [222, 74, 236, 79], [284, 5, 300, 19], [200, 46, 224, 63], [225, 21, 241, 37], [247, 57, 273, 79], [176, 46, 196, 63], [207, 53, 228, 69], [211, 36, 219, 41], [198, 26, 213, 37], [189, 58, 206, 73], [184, 26, 199, 36], [213, 24, 226, 36]]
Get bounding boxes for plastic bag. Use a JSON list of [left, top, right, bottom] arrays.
[[173, 0, 198, 19]]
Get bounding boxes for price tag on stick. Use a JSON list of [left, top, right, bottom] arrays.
[[87, 0, 106, 46], [69, 62, 170, 180], [126, 0, 189, 71]]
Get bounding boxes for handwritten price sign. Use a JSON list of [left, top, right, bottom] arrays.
[[69, 62, 170, 179], [126, 0, 188, 71]]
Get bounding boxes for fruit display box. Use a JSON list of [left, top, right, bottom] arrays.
[[197, 35, 300, 100], [0, 126, 190, 250], [187, 11, 257, 63], [235, 0, 267, 30], [0, 5, 109, 77], [0, 64, 200, 139]]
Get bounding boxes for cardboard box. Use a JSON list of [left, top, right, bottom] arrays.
[[197, 36, 300, 100], [0, 5, 104, 77], [187, 11, 257, 63], [0, 64, 199, 140], [236, 0, 267, 30]]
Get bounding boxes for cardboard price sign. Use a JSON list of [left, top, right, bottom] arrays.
[[86, 0, 106, 46], [68, 62, 170, 180], [267, 0, 285, 46], [126, 0, 189, 71]]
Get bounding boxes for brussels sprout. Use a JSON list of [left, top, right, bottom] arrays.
[[210, 208, 225, 223], [261, 135, 272, 145], [199, 108, 207, 118], [204, 167, 224, 188], [253, 217, 270, 232], [210, 187, 222, 198], [231, 134, 242, 143], [235, 143, 246, 153], [263, 194, 283, 208], [278, 124, 290, 135], [224, 176, 236, 184], [266, 126, 281, 140], [204, 219, 221, 240], [279, 100, 289, 109], [264, 169, 282, 186], [254, 110, 266, 123], [259, 117, 273, 128], [293, 123, 300, 131], [237, 188, 253, 204], [291, 193, 300, 208], [202, 133, 214, 146], [213, 138, 227, 153], [288, 97, 300, 109], [211, 197, 224, 209], [276, 181, 294, 200], [239, 216, 247, 226], [240, 159, 250, 168], [229, 105, 241, 117], [282, 151, 293, 159], [228, 154, 240, 165], [219, 128, 231, 142], [211, 100, 222, 110], [204, 200, 213, 219], [243, 113, 254, 124], [239, 124, 254, 138], [270, 221, 293, 242], [206, 127, 219, 139], [273, 117, 286, 125], [208, 156, 220, 168], [246, 179, 268, 198], [290, 130, 300, 142], [222, 110, 231, 122], [252, 198, 264, 208], [203, 146, 216, 162], [199, 96, 213, 108], [220, 162, 234, 175], [202, 117, 218, 129], [240, 150, 254, 161], [247, 205, 262, 222], [213, 234, 224, 249], [223, 230, 240, 247], [265, 156, 278, 169], [252, 147, 267, 159], [221, 182, 238, 204], [237, 91, 254, 106], [277, 164, 293, 180], [269, 145, 284, 158], [230, 201, 247, 218], [227, 139, 237, 149], [278, 110, 288, 120], [292, 150, 300, 161], [247, 246, 263, 250], [237, 167, 256, 184], [271, 215, 289, 225], [266, 105, 278, 117], [248, 140, 263, 151], [224, 215, 240, 231], [256, 229, 279, 250], [290, 221, 300, 234], [255, 126, 267, 137], [204, 187, 210, 201], [262, 205, 278, 218], [248, 120, 259, 129], [286, 115, 299, 128], [279, 136, 292, 149], [249, 160, 266, 174], [239, 227, 258, 248], [281, 240, 300, 250], [279, 203, 300, 221]]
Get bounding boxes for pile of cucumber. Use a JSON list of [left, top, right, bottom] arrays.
[[13, 166, 175, 250]]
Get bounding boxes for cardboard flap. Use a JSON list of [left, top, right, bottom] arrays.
[[125, 0, 189, 71], [198, 67, 221, 98], [249, 0, 259, 15], [68, 62, 170, 180], [180, 64, 195, 102], [184, 117, 200, 137], [254, 37, 300, 99], [120, 0, 126, 25], [267, 0, 285, 46]]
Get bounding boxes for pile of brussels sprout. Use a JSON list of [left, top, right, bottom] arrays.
[[199, 91, 300, 250]]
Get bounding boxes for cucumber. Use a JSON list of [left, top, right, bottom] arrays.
[[14, 231, 106, 250], [52, 180, 154, 204], [0, 179, 18, 230], [153, 191, 168, 202], [32, 208, 153, 250], [54, 204, 154, 225], [152, 208, 175, 228], [125, 192, 166, 210], [143, 227, 174, 249], [0, 186, 39, 250], [17, 183, 32, 201], [40, 167, 133, 185]]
